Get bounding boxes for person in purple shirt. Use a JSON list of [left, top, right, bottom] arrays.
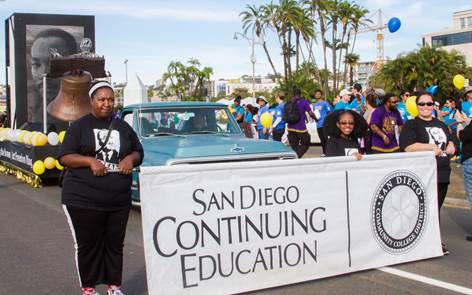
[[370, 93, 403, 153], [287, 88, 318, 158]]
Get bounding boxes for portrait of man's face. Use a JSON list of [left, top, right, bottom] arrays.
[[6, 13, 95, 128], [26, 25, 83, 123], [31, 36, 71, 87]]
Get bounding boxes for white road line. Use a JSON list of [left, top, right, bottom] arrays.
[[379, 267, 472, 295]]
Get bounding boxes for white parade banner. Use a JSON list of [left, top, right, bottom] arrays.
[[140, 152, 443, 295]]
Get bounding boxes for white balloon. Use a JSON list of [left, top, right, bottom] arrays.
[[6, 129, 14, 141], [47, 132, 59, 146], [14, 129, 22, 142]]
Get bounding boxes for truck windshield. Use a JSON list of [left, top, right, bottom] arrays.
[[137, 107, 241, 137]]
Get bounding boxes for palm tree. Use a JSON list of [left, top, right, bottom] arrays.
[[336, 0, 354, 87], [348, 5, 370, 54], [342, 4, 369, 85], [277, 0, 301, 79], [326, 0, 340, 91], [240, 5, 278, 79], [291, 5, 313, 71], [310, 0, 331, 95], [344, 53, 360, 85]]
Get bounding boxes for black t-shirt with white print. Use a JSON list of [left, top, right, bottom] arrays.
[[326, 136, 360, 157], [59, 114, 144, 211], [399, 117, 452, 184]]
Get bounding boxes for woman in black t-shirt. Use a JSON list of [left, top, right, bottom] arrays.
[[324, 110, 368, 160], [399, 91, 455, 255], [59, 81, 143, 295]]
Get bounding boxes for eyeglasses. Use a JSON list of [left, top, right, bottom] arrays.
[[339, 121, 355, 126], [417, 102, 434, 107]]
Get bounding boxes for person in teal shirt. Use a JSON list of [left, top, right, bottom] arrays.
[[462, 88, 472, 119], [349, 83, 365, 113], [231, 95, 245, 126], [335, 89, 353, 111], [397, 90, 411, 122]]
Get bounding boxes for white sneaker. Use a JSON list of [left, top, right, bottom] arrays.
[[82, 288, 100, 295], [108, 286, 124, 295]]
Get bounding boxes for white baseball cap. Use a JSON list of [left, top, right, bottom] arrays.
[[339, 89, 352, 97]]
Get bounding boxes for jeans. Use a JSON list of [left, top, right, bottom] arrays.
[[463, 158, 472, 206], [258, 129, 269, 140]]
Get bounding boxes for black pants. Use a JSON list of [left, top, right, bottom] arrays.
[[272, 129, 285, 142], [288, 131, 311, 158], [63, 205, 130, 288], [438, 182, 449, 211], [317, 127, 327, 154]]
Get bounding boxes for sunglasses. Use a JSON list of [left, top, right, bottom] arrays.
[[339, 121, 355, 126], [417, 102, 434, 107], [389, 100, 399, 104], [404, 94, 411, 97]]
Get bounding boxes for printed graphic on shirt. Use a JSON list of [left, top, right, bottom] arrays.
[[94, 129, 120, 170], [382, 115, 398, 133], [426, 127, 447, 150], [345, 148, 359, 156]]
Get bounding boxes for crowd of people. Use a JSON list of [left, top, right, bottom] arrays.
[[231, 84, 472, 255]]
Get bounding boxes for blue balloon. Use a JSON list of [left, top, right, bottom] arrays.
[[388, 17, 401, 33], [427, 84, 439, 96]]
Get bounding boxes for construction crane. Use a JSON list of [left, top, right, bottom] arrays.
[[354, 9, 388, 70]]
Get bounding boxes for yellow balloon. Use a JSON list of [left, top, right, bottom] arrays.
[[44, 157, 56, 169], [453, 74, 465, 90], [260, 112, 273, 128], [22, 131, 31, 144], [32, 160, 45, 175], [27, 131, 37, 145], [58, 131, 66, 143], [33, 133, 48, 147], [18, 130, 28, 143], [55, 160, 64, 171], [405, 96, 418, 117]]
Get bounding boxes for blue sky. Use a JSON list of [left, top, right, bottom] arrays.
[[0, 0, 471, 85]]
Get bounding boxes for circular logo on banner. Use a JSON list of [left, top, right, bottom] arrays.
[[371, 171, 427, 254]]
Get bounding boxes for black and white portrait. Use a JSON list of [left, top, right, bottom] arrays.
[[26, 24, 83, 123], [426, 127, 447, 150], [94, 129, 120, 170], [5, 13, 95, 128]]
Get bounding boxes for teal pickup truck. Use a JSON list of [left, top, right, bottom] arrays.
[[120, 102, 297, 203]]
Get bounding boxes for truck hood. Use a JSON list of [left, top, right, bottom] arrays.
[[140, 135, 296, 166]]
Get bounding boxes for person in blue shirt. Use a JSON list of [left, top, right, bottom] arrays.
[[311, 89, 332, 154], [231, 95, 245, 127], [397, 90, 411, 123], [256, 96, 270, 140], [349, 83, 365, 113], [334, 89, 353, 111], [462, 87, 472, 119], [269, 92, 286, 142]]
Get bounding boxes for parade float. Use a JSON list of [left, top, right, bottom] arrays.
[[2, 13, 105, 187]]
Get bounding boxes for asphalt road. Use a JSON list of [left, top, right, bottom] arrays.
[[1, 152, 472, 295]]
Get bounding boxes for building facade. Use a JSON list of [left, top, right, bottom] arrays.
[[353, 61, 376, 89], [422, 9, 472, 65]]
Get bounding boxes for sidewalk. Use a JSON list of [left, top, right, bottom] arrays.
[[445, 164, 470, 209]]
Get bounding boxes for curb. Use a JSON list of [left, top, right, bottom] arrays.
[[444, 197, 470, 210]]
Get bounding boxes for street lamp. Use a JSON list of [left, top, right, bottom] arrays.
[[124, 59, 128, 85], [234, 31, 262, 98]]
